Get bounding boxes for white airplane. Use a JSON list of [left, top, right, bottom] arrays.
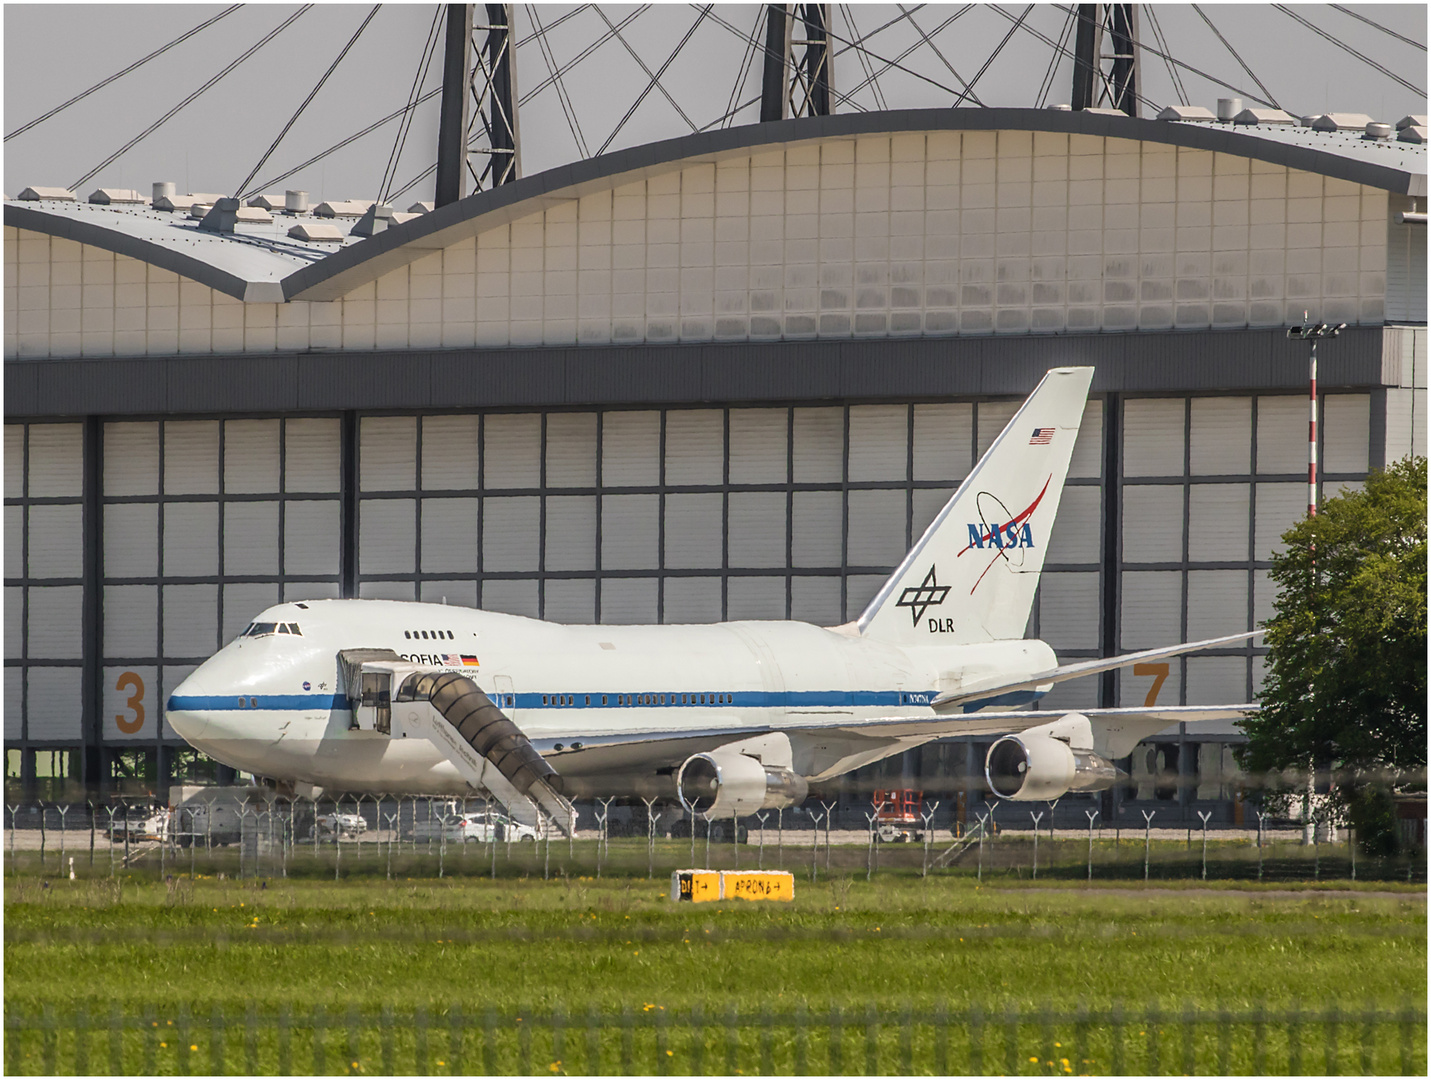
[[166, 367, 1258, 834]]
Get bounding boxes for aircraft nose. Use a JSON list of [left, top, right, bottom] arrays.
[[166, 667, 213, 742]]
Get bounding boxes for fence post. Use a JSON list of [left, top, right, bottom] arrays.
[[810, 810, 823, 882], [595, 798, 613, 877], [822, 801, 837, 871], [776, 807, 785, 869], [1256, 810, 1268, 880], [88, 800, 96, 868], [864, 812, 877, 881], [690, 805, 697, 868], [923, 802, 940, 877], [106, 806, 117, 877], [732, 810, 740, 870], [1047, 798, 1059, 840], [644, 797, 658, 879], [755, 812, 768, 870], [1085, 810, 1099, 881], [1142, 810, 1156, 881], [1198, 810, 1212, 880], [7, 804, 18, 873], [39, 801, 47, 870], [1349, 826, 1356, 881], [1030, 811, 1043, 880], [976, 812, 988, 882]]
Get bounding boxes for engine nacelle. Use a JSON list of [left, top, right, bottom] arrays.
[[677, 750, 809, 819], [985, 721, 1119, 801]]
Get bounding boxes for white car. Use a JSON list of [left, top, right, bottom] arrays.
[[408, 812, 538, 843], [309, 811, 367, 841], [107, 807, 170, 843]]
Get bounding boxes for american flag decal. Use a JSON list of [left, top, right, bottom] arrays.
[[1029, 427, 1055, 445]]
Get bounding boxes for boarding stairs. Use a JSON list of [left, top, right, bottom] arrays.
[[339, 650, 577, 837], [931, 818, 990, 870]]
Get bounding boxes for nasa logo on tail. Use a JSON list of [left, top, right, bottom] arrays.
[[957, 479, 1052, 595]]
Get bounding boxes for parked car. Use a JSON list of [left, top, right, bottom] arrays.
[[173, 802, 243, 847], [408, 811, 539, 843], [308, 812, 368, 842], [106, 807, 170, 843]]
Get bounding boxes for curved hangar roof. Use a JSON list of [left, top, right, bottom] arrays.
[[9, 108, 1425, 305]]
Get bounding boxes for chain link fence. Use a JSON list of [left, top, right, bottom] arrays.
[[5, 797, 1426, 885], [4, 1000, 1425, 1076]]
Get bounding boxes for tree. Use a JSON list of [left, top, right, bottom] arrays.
[[1238, 457, 1427, 837]]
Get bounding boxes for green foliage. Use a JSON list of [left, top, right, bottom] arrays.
[[1349, 785, 1403, 857], [1241, 457, 1427, 785]]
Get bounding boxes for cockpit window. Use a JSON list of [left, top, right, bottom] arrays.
[[242, 622, 299, 638]]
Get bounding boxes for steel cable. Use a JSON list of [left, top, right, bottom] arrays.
[[1272, 4, 1423, 96], [518, 6, 649, 106], [6, 4, 243, 142], [1329, 4, 1426, 52], [1143, 5, 1189, 107], [1034, 7, 1075, 110], [379, 5, 444, 205], [236, 5, 381, 200], [1192, 5, 1281, 111], [952, 4, 1033, 109], [841, 5, 890, 111], [70, 5, 313, 193], [995, 5, 1166, 115], [528, 4, 590, 159], [719, 6, 766, 129], [595, 5, 711, 154]]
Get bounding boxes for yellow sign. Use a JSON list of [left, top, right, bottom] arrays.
[[722, 871, 794, 902], [670, 869, 794, 902], [671, 870, 721, 902]]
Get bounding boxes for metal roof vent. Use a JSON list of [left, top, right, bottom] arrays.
[[235, 206, 273, 224], [1397, 115, 1428, 131], [17, 186, 77, 201], [406, 201, 434, 214], [1157, 105, 1216, 122], [1232, 108, 1295, 126], [1216, 97, 1242, 121], [350, 203, 395, 237], [1398, 125, 1428, 144], [153, 181, 176, 203], [1045, 103, 1073, 112], [287, 222, 345, 242], [87, 188, 147, 205], [246, 194, 282, 211], [1364, 122, 1393, 140], [198, 197, 239, 233], [1310, 113, 1374, 132], [285, 190, 309, 214], [314, 199, 371, 219]]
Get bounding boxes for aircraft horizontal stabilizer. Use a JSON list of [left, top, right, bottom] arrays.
[[930, 630, 1264, 713]]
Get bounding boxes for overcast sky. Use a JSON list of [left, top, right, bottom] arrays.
[[3, 3, 1426, 201]]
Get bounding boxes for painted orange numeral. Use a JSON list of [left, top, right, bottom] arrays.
[[115, 671, 145, 734], [1134, 662, 1170, 708]]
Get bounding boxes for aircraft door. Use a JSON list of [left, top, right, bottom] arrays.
[[493, 674, 517, 716], [358, 671, 392, 734]]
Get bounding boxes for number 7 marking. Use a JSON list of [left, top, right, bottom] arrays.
[[1133, 662, 1170, 707]]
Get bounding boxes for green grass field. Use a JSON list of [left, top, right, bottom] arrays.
[[5, 850, 1427, 1075]]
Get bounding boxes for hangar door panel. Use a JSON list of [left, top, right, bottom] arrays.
[[420, 415, 481, 490], [360, 416, 416, 492], [728, 410, 786, 484], [727, 492, 785, 568], [666, 411, 724, 485], [284, 500, 341, 576], [1190, 398, 1251, 476], [484, 414, 541, 489], [1067, 401, 1104, 480], [664, 577, 721, 623], [164, 421, 219, 494], [27, 424, 83, 496], [1046, 485, 1100, 565], [601, 494, 657, 571], [848, 405, 907, 482], [1186, 570, 1249, 639], [103, 586, 156, 658], [5, 669, 21, 739], [664, 493, 722, 570], [602, 412, 660, 486], [420, 498, 479, 573], [284, 419, 341, 493], [26, 505, 82, 580], [163, 503, 219, 576], [105, 422, 159, 495], [483, 496, 540, 572], [544, 496, 596, 571], [223, 502, 279, 576], [27, 586, 82, 659], [1123, 399, 1185, 477], [26, 667, 81, 740], [1255, 397, 1307, 474], [1037, 572, 1099, 650], [913, 403, 972, 483], [543, 413, 597, 487], [1322, 394, 1370, 474], [1120, 571, 1182, 649], [1187, 485, 1250, 561], [976, 402, 1019, 457], [223, 419, 281, 493]]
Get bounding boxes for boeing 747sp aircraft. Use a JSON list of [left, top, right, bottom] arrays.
[[166, 367, 1258, 835]]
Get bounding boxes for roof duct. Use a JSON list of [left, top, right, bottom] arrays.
[[1216, 98, 1241, 121]]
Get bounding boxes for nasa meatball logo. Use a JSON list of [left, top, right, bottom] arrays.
[[302, 681, 311, 691]]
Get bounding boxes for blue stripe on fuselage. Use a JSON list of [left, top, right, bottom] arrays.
[[167, 688, 1044, 713]]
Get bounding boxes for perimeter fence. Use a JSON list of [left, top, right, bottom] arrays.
[[4, 797, 1426, 885], [4, 1000, 1425, 1076]]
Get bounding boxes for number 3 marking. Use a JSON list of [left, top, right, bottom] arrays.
[[115, 671, 145, 734], [1134, 662, 1170, 708]]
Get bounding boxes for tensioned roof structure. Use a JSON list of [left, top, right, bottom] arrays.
[[6, 108, 1426, 305]]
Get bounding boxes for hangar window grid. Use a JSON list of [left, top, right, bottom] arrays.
[[349, 400, 1106, 640], [95, 416, 343, 761]]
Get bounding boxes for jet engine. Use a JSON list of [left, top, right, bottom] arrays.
[[677, 749, 809, 819], [984, 714, 1120, 801]]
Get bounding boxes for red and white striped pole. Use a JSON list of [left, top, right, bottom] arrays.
[[1308, 326, 1318, 518], [1288, 315, 1343, 518]]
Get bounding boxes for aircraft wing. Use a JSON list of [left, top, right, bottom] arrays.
[[819, 703, 1257, 740], [930, 631, 1264, 712]]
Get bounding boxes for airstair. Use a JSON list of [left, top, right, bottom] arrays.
[[930, 818, 990, 870], [339, 650, 577, 837]]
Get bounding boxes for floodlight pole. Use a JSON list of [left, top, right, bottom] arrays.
[[1285, 315, 1344, 847]]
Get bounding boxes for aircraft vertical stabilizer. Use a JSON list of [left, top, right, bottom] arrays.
[[855, 367, 1094, 646]]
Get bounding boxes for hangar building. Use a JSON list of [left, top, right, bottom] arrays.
[[5, 107, 1426, 822]]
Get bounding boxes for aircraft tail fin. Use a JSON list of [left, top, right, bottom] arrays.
[[855, 367, 1094, 646]]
